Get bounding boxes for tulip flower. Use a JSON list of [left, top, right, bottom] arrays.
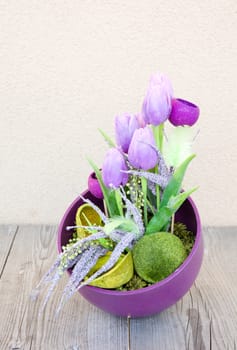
[[128, 126, 158, 170], [169, 98, 200, 126], [142, 73, 173, 126], [136, 113, 146, 128], [102, 148, 128, 188], [115, 114, 140, 153]]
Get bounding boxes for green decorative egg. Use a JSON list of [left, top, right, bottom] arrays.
[[133, 232, 187, 283]]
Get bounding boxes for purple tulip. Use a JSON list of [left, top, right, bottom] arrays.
[[142, 73, 173, 126], [128, 126, 158, 170], [115, 114, 140, 153], [136, 113, 146, 128], [169, 98, 200, 126], [102, 148, 128, 188]]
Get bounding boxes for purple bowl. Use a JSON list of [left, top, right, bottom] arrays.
[[57, 191, 203, 318]]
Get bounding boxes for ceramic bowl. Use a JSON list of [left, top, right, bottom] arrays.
[[57, 191, 203, 318]]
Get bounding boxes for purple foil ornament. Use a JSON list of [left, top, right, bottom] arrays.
[[169, 98, 200, 126], [102, 148, 128, 188], [128, 126, 158, 170], [88, 172, 103, 199]]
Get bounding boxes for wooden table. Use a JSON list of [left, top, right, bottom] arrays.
[[0, 226, 236, 349]]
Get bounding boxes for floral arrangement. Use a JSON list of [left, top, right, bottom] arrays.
[[37, 72, 200, 313]]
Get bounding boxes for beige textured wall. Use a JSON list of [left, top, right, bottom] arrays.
[[1, 1, 237, 225]]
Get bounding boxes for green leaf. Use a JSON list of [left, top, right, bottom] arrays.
[[87, 158, 108, 198], [167, 188, 198, 211], [145, 187, 197, 234], [113, 189, 122, 216], [163, 126, 196, 168], [160, 154, 195, 208], [104, 217, 139, 235], [87, 158, 120, 217], [107, 191, 121, 217], [145, 207, 172, 234], [98, 128, 116, 148]]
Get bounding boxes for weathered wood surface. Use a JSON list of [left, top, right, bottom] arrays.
[[0, 225, 18, 278], [0, 226, 236, 350]]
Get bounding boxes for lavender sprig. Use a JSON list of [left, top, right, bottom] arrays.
[[109, 229, 129, 243], [62, 230, 108, 256], [36, 230, 108, 310], [78, 194, 108, 223], [66, 224, 105, 232], [39, 253, 82, 312], [119, 187, 145, 236], [56, 245, 107, 313], [125, 169, 170, 189], [156, 148, 170, 178], [80, 231, 136, 288], [36, 254, 62, 289]]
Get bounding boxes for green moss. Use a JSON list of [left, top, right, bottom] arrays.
[[116, 274, 150, 291], [116, 223, 195, 291], [173, 222, 195, 255], [133, 232, 187, 283]]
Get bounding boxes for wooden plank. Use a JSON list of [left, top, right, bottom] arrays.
[[0, 225, 127, 350], [0, 225, 18, 278], [130, 227, 237, 349], [1, 226, 237, 349]]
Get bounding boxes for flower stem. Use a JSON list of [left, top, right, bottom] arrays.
[[171, 213, 175, 234], [152, 125, 160, 211], [156, 178, 160, 211], [152, 125, 159, 150], [103, 199, 109, 217], [115, 189, 123, 216], [152, 123, 164, 212], [152, 123, 164, 150], [141, 177, 148, 226], [158, 123, 164, 153]]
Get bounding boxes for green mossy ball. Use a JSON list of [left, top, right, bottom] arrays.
[[133, 232, 187, 283]]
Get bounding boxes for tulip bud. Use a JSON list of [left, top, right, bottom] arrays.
[[142, 73, 173, 126], [136, 113, 146, 128], [128, 126, 158, 170], [169, 98, 200, 126], [115, 114, 140, 153], [102, 148, 128, 188]]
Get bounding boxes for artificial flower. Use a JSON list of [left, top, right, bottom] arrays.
[[102, 148, 128, 188], [128, 126, 158, 170], [142, 72, 173, 125], [115, 114, 140, 153], [36, 72, 200, 315]]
